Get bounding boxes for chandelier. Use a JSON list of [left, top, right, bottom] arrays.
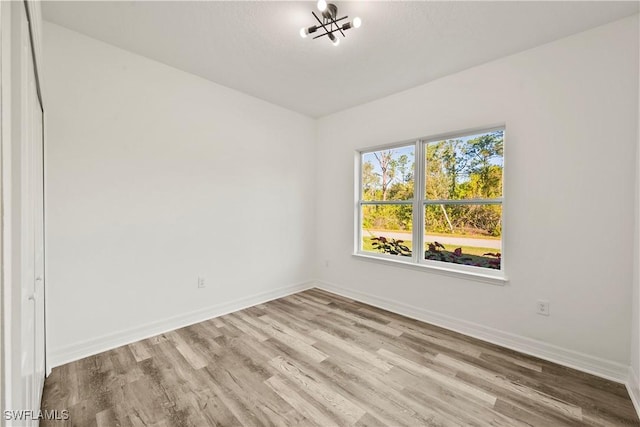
[[299, 0, 362, 46]]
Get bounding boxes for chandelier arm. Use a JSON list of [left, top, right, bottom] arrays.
[[312, 25, 350, 39], [330, 16, 347, 37], [306, 6, 354, 44], [327, 15, 348, 25], [312, 11, 333, 39], [311, 13, 349, 38]]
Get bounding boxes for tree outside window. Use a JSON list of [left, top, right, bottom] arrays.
[[358, 129, 504, 271]]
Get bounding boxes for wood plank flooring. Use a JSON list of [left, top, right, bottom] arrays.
[[41, 289, 640, 426]]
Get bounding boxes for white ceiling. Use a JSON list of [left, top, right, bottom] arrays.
[[43, 1, 639, 118]]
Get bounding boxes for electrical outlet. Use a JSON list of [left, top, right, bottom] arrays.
[[536, 300, 550, 316], [197, 276, 206, 288]]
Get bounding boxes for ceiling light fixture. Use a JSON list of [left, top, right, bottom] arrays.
[[299, 0, 361, 46]]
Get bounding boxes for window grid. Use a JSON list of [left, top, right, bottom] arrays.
[[357, 128, 504, 272]]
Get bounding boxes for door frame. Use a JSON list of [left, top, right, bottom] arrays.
[[23, 0, 46, 381], [0, 1, 45, 423], [1, 1, 14, 422]]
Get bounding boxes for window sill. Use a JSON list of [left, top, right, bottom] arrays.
[[352, 252, 508, 286]]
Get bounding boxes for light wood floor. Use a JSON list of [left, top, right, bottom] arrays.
[[42, 288, 639, 426]]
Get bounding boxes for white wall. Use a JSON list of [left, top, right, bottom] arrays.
[[316, 15, 639, 380], [44, 23, 316, 366]]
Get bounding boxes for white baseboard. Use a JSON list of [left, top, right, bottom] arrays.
[[48, 281, 314, 368], [628, 367, 640, 417], [314, 280, 630, 383]]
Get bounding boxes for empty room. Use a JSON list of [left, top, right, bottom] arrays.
[[1, 0, 640, 425]]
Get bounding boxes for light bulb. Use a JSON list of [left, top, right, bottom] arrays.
[[353, 17, 362, 28], [330, 35, 340, 46], [300, 27, 308, 38], [317, 0, 327, 12]]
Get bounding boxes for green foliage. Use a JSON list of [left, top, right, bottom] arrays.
[[362, 161, 378, 201], [363, 131, 504, 245], [371, 236, 411, 257], [424, 242, 501, 270], [423, 131, 503, 238], [362, 237, 500, 258], [362, 148, 414, 202], [365, 235, 502, 270], [426, 131, 503, 201], [362, 204, 412, 232], [425, 204, 502, 237]]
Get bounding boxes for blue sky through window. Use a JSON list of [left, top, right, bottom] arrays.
[[362, 131, 503, 180]]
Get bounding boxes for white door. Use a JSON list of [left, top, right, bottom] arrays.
[[2, 1, 44, 423], [32, 67, 45, 410], [16, 2, 45, 423], [20, 8, 36, 421]]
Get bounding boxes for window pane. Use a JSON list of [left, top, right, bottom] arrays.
[[425, 130, 503, 200], [424, 204, 502, 270], [362, 145, 415, 201], [361, 204, 413, 257]]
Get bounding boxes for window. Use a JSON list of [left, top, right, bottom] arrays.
[[357, 128, 504, 276]]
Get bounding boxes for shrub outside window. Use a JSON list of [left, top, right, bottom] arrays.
[[357, 128, 504, 274]]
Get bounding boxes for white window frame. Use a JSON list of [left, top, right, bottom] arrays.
[[354, 126, 507, 285]]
